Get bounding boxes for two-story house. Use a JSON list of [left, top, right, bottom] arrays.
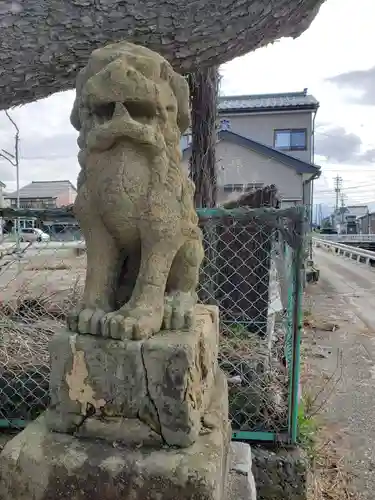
[[332, 205, 369, 234], [182, 89, 321, 210], [3, 180, 77, 231], [4, 180, 77, 209], [358, 211, 375, 234]]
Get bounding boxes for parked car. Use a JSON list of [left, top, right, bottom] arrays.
[[19, 228, 51, 243]]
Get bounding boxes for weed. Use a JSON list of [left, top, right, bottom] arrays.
[[298, 394, 320, 460]]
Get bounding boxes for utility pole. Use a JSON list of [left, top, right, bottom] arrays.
[[0, 110, 20, 253], [340, 192, 346, 232], [334, 175, 342, 212]]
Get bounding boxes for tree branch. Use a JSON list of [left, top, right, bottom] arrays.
[[0, 152, 16, 167], [1, 110, 20, 168], [1, 149, 15, 160], [5, 110, 19, 134], [0, 0, 326, 109]]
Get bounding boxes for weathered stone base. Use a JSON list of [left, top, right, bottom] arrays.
[[0, 412, 231, 500], [251, 446, 307, 500], [48, 304, 219, 448]]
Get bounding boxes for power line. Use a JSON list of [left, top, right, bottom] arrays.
[[315, 182, 375, 194]]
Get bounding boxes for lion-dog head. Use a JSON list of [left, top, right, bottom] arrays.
[[70, 42, 190, 175]]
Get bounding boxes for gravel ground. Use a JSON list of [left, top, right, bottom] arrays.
[[0, 249, 85, 305], [303, 247, 375, 499]]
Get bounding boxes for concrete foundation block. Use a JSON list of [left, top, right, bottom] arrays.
[[0, 411, 231, 500], [251, 446, 307, 500], [226, 442, 257, 500]]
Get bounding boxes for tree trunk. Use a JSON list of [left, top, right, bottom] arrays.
[[0, 0, 325, 109], [188, 67, 219, 208]]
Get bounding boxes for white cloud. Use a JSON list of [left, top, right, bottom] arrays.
[[0, 0, 374, 207], [0, 91, 78, 192]]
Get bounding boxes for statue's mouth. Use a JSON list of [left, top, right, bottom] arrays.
[[84, 100, 163, 153], [90, 100, 157, 127]]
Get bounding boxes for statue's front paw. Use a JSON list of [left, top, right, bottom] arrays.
[[67, 307, 107, 335], [163, 291, 197, 330], [100, 306, 163, 341]]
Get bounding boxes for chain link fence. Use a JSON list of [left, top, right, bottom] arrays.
[[197, 206, 304, 441], [0, 218, 84, 428], [0, 206, 304, 442]]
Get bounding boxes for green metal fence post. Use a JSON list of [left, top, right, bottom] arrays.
[[288, 215, 304, 444]]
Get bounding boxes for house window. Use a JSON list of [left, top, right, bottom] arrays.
[[180, 133, 192, 150], [223, 183, 264, 193], [274, 129, 307, 151], [219, 119, 231, 131], [224, 184, 245, 193], [17, 198, 57, 209]]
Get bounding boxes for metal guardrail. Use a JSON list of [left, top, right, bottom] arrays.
[[313, 237, 375, 266], [318, 234, 375, 243]]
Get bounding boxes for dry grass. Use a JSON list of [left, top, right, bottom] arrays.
[[0, 276, 82, 368], [0, 317, 53, 367], [219, 321, 289, 432], [307, 431, 360, 500], [301, 301, 360, 500], [301, 386, 360, 500]]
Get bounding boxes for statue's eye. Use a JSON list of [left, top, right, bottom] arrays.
[[124, 100, 156, 120], [92, 103, 115, 120]]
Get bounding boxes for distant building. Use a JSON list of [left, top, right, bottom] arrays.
[[181, 89, 320, 214], [0, 180, 5, 207], [332, 205, 369, 234], [3, 180, 78, 232], [357, 211, 375, 234], [4, 180, 77, 209], [0, 181, 6, 237]]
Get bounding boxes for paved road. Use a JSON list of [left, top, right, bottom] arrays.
[[307, 247, 375, 499], [314, 247, 375, 329]]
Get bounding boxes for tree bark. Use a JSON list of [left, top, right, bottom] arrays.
[[189, 67, 219, 208], [0, 0, 325, 109]]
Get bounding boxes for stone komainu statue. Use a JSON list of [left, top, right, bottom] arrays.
[[68, 42, 204, 340]]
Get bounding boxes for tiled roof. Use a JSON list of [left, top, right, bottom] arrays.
[[218, 90, 319, 112], [346, 205, 369, 217], [4, 180, 76, 199], [182, 130, 321, 176]]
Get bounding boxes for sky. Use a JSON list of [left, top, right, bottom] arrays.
[[1, 0, 375, 212]]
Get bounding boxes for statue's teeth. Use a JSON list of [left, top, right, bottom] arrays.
[[114, 102, 129, 117], [92, 114, 100, 126]]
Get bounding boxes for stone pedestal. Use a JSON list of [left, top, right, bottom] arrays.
[[0, 409, 230, 500], [46, 304, 220, 448], [0, 305, 232, 500]]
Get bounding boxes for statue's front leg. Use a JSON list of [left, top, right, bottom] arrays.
[[67, 215, 120, 335], [101, 237, 181, 340], [164, 236, 204, 330]]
